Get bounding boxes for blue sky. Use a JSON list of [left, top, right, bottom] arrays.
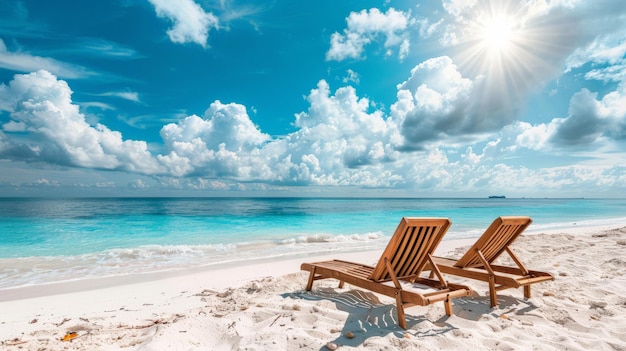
[[0, 0, 625, 197]]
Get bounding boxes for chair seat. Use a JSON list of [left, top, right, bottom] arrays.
[[426, 216, 554, 307], [301, 217, 472, 329], [301, 260, 374, 281]]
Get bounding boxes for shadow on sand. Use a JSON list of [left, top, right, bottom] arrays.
[[452, 293, 540, 320], [284, 287, 540, 350], [283, 287, 457, 350]]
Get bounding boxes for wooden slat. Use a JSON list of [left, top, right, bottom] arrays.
[[370, 218, 451, 281], [370, 217, 450, 281], [300, 217, 472, 329], [455, 217, 532, 268], [396, 225, 422, 277], [392, 225, 416, 278], [429, 216, 554, 307], [399, 226, 422, 277]]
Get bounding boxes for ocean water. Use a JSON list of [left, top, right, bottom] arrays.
[[1, 197, 625, 289]]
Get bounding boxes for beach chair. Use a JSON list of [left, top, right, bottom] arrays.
[[301, 217, 473, 329], [427, 216, 554, 307]]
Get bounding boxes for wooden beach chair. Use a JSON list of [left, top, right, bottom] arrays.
[[427, 216, 554, 307], [301, 217, 473, 329]]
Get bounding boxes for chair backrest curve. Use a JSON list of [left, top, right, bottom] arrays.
[[454, 216, 532, 268], [369, 217, 451, 282]]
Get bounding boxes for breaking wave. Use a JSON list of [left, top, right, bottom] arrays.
[[0, 231, 387, 289]]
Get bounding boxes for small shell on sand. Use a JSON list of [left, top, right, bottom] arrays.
[[326, 342, 338, 350], [344, 331, 354, 339]]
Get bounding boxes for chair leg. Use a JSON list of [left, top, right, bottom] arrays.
[[395, 292, 407, 329], [444, 297, 452, 316], [488, 276, 498, 307], [523, 285, 531, 299], [305, 267, 316, 291], [338, 281, 345, 289]]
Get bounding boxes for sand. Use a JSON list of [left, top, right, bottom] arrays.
[[1, 227, 625, 350]]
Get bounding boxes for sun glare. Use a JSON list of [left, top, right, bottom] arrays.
[[480, 16, 515, 54], [452, 2, 546, 118]]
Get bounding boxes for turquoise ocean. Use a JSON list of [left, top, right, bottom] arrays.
[[1, 197, 625, 290]]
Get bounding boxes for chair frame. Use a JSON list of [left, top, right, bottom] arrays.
[[301, 217, 472, 329], [428, 216, 554, 307]]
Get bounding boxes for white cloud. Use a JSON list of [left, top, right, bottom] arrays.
[[157, 101, 270, 177], [326, 8, 413, 61], [0, 39, 93, 79], [416, 18, 443, 39], [565, 29, 626, 83], [342, 69, 360, 84], [475, 82, 626, 161], [2, 62, 626, 196], [148, 0, 219, 47], [76, 38, 140, 59], [100, 91, 141, 103], [32, 178, 60, 187], [391, 56, 505, 149], [0, 70, 163, 173], [398, 38, 410, 61], [441, 0, 477, 17], [153, 81, 400, 186], [434, 0, 626, 84], [291, 80, 397, 171], [129, 179, 149, 189], [550, 83, 626, 146]]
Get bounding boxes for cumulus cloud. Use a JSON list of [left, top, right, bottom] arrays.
[[326, 8, 413, 61], [290, 80, 397, 172], [480, 82, 626, 154], [407, 0, 626, 129], [148, 0, 219, 47], [1, 62, 625, 196], [390, 56, 521, 149], [0, 70, 162, 173], [158, 101, 270, 177], [550, 83, 626, 146], [154, 80, 400, 186], [550, 89, 609, 146]]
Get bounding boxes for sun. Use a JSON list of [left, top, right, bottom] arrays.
[[455, 7, 527, 71], [451, 2, 542, 117], [480, 16, 515, 54]]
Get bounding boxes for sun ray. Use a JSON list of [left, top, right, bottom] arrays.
[[449, 1, 561, 120]]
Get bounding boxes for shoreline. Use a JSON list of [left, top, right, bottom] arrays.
[[2, 215, 626, 292], [2, 218, 626, 302], [0, 238, 477, 303], [1, 225, 625, 349]]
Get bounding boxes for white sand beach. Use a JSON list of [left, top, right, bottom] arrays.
[[1, 226, 625, 350]]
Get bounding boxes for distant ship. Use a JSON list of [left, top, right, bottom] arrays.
[[488, 195, 506, 198]]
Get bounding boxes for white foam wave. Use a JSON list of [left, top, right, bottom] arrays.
[[283, 231, 384, 244], [0, 232, 388, 289]]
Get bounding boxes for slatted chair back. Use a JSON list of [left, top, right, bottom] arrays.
[[454, 216, 532, 268], [369, 217, 451, 282]]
